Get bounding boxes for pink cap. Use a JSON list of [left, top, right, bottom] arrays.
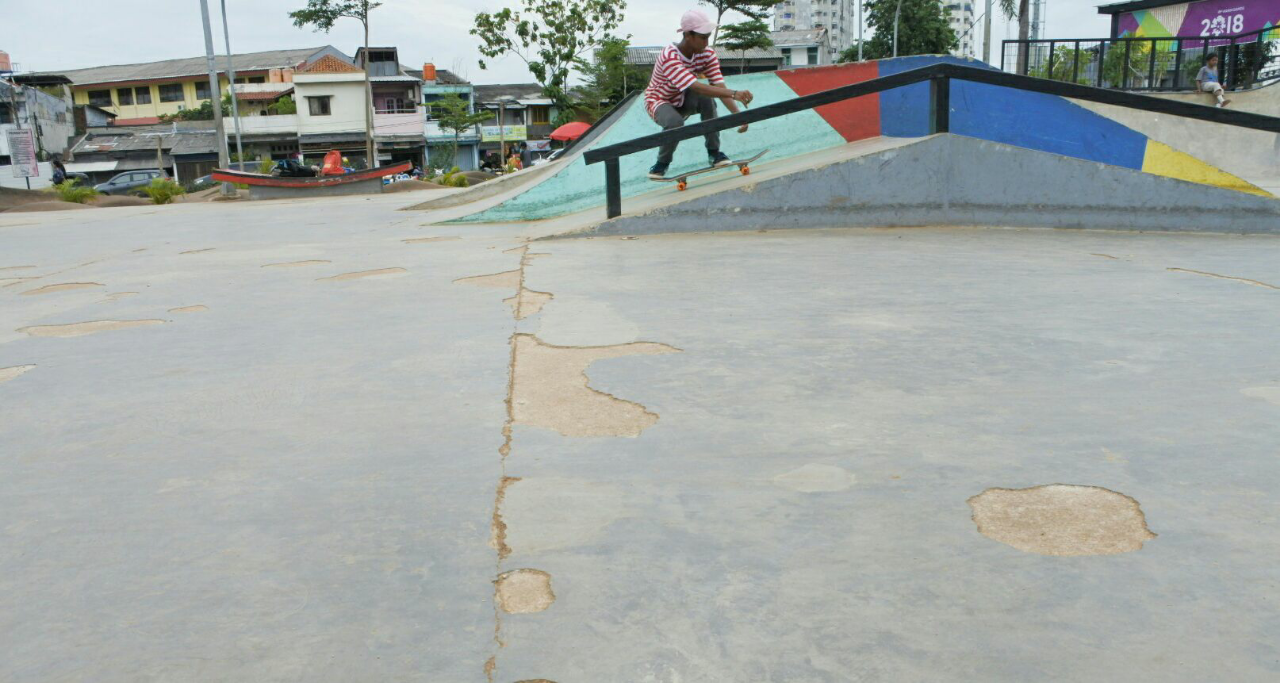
[[678, 9, 715, 35]]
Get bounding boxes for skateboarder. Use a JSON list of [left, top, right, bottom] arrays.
[[645, 9, 754, 179]]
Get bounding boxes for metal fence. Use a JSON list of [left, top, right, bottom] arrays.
[[1002, 26, 1280, 91]]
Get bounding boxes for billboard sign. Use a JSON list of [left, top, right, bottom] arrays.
[[481, 125, 527, 142], [5, 128, 39, 178], [1118, 0, 1280, 38]]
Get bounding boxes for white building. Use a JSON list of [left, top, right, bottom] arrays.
[[946, 2, 977, 58], [773, 0, 854, 63]]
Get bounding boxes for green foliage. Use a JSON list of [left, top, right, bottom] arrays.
[[1028, 45, 1092, 85], [574, 37, 647, 120], [160, 93, 232, 122], [860, 0, 957, 60], [49, 179, 97, 204], [431, 92, 490, 166], [1098, 41, 1176, 88], [258, 159, 275, 175], [141, 178, 186, 205], [449, 174, 470, 188], [718, 19, 773, 74], [700, 0, 784, 42], [439, 166, 467, 187], [289, 0, 379, 32], [472, 0, 626, 114], [267, 95, 297, 115]]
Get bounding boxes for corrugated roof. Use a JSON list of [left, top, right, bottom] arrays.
[[41, 47, 340, 86], [235, 87, 293, 101], [473, 83, 546, 103]]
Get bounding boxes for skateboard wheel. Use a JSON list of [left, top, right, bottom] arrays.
[[741, 166, 750, 176], [677, 181, 687, 191]]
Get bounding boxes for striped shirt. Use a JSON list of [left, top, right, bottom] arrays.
[[644, 43, 725, 118]]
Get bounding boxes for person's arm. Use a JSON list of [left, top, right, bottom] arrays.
[[688, 81, 753, 133]]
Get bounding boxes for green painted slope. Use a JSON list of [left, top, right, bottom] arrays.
[[451, 70, 846, 223]]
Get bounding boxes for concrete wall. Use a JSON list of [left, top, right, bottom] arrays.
[[587, 135, 1280, 237]]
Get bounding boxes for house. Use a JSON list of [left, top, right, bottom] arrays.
[[355, 47, 426, 168], [472, 84, 558, 161], [292, 54, 373, 166], [64, 121, 218, 184], [422, 64, 480, 171], [0, 76, 76, 165], [44, 47, 345, 125]]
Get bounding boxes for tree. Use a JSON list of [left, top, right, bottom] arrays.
[[718, 20, 774, 74], [430, 92, 489, 170], [860, 0, 956, 60], [699, 0, 784, 43], [471, 0, 626, 117], [290, 1, 380, 166], [573, 37, 646, 120]]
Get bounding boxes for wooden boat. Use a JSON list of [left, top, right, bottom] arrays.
[[210, 161, 412, 188]]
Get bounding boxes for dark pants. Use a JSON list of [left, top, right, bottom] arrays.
[[653, 91, 719, 164]]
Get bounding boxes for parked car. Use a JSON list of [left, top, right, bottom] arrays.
[[94, 169, 167, 196]]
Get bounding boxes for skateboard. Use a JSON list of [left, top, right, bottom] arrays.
[[653, 149, 768, 191]]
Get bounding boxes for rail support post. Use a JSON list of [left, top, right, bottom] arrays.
[[930, 75, 950, 135], [605, 159, 622, 219]]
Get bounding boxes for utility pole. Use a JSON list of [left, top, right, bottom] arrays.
[[8, 81, 30, 189], [983, 0, 993, 63], [857, 0, 863, 61], [220, 0, 245, 168], [893, 0, 903, 58], [199, 0, 233, 196]]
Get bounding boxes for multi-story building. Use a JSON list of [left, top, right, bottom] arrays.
[[625, 28, 832, 77], [422, 64, 480, 171], [472, 84, 559, 166], [355, 47, 426, 168], [0, 77, 76, 166], [946, 2, 977, 57], [774, 0, 854, 63], [50, 47, 345, 125]]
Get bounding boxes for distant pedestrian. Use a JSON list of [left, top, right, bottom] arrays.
[[1196, 54, 1231, 108], [51, 158, 67, 185]]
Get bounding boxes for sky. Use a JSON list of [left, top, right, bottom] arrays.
[[2, 0, 1113, 83]]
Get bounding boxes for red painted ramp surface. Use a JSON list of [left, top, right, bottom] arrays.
[[776, 62, 881, 142]]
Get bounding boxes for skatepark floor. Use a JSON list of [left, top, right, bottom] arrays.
[[3, 192, 1280, 681]]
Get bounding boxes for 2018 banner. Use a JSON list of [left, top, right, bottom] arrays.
[[1119, 0, 1280, 38]]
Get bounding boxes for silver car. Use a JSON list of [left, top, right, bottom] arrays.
[[94, 169, 167, 196]]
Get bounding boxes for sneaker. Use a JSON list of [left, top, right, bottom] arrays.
[[648, 162, 669, 179], [709, 151, 731, 167]]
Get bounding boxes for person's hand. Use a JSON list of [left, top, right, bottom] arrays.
[[737, 124, 749, 133], [732, 89, 753, 105]]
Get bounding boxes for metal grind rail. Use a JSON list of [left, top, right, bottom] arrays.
[[583, 62, 1280, 219]]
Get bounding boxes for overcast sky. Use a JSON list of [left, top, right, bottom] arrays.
[[3, 0, 1112, 83]]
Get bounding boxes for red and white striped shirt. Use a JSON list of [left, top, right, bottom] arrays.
[[643, 43, 725, 119]]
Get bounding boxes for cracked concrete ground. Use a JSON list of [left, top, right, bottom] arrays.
[[3, 195, 1280, 682]]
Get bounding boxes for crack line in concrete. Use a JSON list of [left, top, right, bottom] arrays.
[[1167, 267, 1279, 290]]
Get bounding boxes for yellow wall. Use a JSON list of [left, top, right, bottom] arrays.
[[73, 76, 233, 120]]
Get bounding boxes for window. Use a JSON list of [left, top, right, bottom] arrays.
[[307, 96, 332, 116], [159, 84, 184, 102], [88, 90, 112, 107], [808, 47, 819, 63], [135, 87, 152, 104], [195, 80, 211, 100], [530, 106, 550, 125], [0, 103, 11, 124], [117, 88, 133, 105]]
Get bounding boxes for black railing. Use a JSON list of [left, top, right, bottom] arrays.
[[1002, 26, 1280, 91], [583, 62, 1280, 219]]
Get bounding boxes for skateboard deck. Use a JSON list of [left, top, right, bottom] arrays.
[[652, 149, 768, 191]]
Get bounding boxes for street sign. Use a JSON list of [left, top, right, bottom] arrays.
[[6, 129, 39, 178]]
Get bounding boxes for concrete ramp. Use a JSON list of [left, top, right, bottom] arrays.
[[575, 134, 1280, 238]]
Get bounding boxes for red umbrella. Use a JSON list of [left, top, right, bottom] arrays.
[[550, 121, 591, 141]]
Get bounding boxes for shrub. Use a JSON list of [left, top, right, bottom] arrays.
[[142, 178, 187, 205], [449, 174, 469, 188], [50, 179, 98, 204], [258, 159, 274, 175]]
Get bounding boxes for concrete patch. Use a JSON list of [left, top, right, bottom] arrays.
[[968, 484, 1156, 556], [98, 292, 138, 303], [505, 288, 553, 320], [262, 260, 331, 268], [511, 334, 679, 438], [168, 305, 208, 313], [316, 267, 407, 282], [17, 319, 165, 338], [772, 463, 856, 493], [0, 365, 36, 384], [455, 269, 520, 289], [533, 295, 640, 347], [403, 236, 461, 244], [495, 569, 555, 614], [1241, 386, 1280, 406], [20, 282, 104, 296]]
